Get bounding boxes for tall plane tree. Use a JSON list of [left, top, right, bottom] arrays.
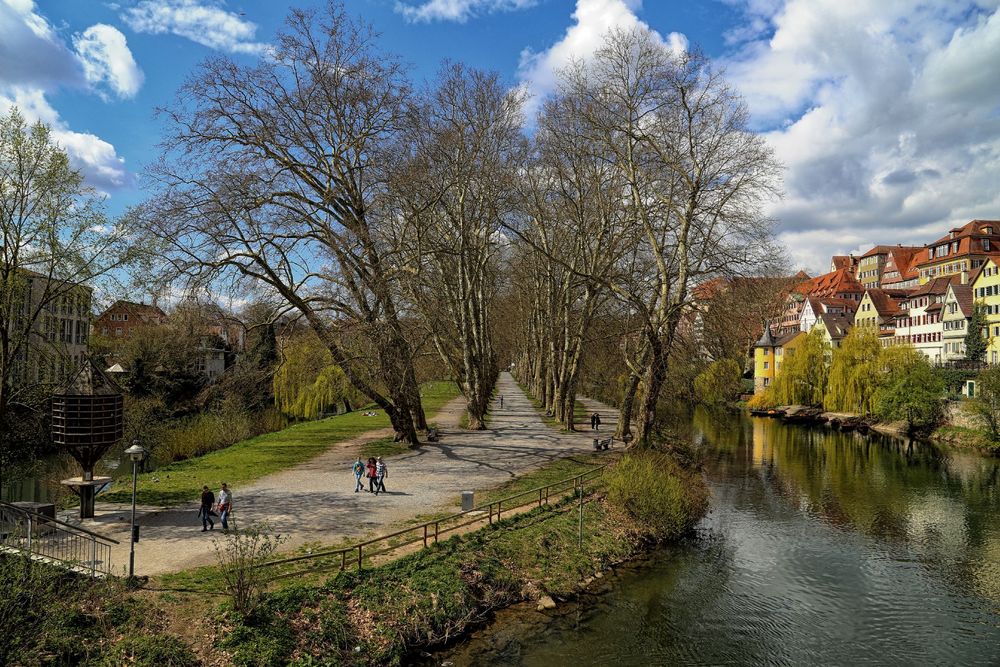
[[144, 4, 426, 443], [389, 65, 523, 429], [562, 29, 781, 447]]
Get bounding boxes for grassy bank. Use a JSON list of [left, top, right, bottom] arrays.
[[931, 425, 999, 453], [102, 382, 460, 507]]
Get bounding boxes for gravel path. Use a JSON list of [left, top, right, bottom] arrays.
[[89, 373, 617, 576]]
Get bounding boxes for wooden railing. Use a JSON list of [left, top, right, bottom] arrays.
[[0, 501, 119, 577], [257, 460, 613, 577]]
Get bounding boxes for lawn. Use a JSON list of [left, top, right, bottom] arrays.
[[102, 381, 460, 507]]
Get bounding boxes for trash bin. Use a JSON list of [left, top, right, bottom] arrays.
[[462, 491, 475, 511]]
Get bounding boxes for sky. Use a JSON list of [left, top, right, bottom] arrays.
[[4, 0, 1000, 275]]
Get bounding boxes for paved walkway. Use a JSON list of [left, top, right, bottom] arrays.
[[88, 374, 619, 576]]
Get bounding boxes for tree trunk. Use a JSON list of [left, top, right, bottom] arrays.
[[634, 340, 667, 449], [616, 371, 640, 440]]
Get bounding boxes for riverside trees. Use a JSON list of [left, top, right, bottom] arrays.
[[143, 5, 428, 443], [511, 28, 781, 447]]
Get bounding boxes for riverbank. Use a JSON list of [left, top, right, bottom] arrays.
[[180, 451, 707, 666]]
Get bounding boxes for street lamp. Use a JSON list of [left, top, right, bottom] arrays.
[[123, 441, 147, 579]]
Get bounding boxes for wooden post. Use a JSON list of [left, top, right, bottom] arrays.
[[423, 524, 428, 548], [434, 522, 439, 543], [357, 544, 363, 570], [578, 477, 584, 549]]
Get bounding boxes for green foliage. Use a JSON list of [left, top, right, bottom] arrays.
[[874, 346, 944, 432], [932, 366, 978, 398], [965, 303, 989, 363], [102, 635, 199, 667], [273, 331, 367, 420], [969, 364, 1000, 440], [824, 326, 883, 415], [769, 329, 828, 406], [605, 451, 708, 540], [694, 358, 744, 405]]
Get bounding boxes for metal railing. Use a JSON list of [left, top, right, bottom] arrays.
[[0, 501, 119, 577], [258, 460, 613, 577]]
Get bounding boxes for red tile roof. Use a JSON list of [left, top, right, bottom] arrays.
[[914, 219, 1000, 268], [795, 268, 865, 299], [863, 289, 903, 317]]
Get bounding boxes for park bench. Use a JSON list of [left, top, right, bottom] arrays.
[[593, 436, 613, 451], [427, 427, 440, 442]]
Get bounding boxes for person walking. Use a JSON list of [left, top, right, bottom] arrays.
[[217, 482, 233, 531], [594, 413, 601, 431], [499, 394, 504, 409], [352, 457, 365, 493], [366, 457, 378, 494], [590, 412, 597, 430], [198, 485, 215, 532], [376, 457, 388, 494]]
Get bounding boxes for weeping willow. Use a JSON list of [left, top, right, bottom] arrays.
[[273, 332, 365, 420], [769, 328, 829, 406], [824, 326, 883, 415]]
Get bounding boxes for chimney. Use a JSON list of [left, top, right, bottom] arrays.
[[961, 270, 969, 285]]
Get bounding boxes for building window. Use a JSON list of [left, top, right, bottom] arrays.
[[763, 361, 769, 369]]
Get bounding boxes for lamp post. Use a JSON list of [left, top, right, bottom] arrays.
[[123, 441, 147, 579]]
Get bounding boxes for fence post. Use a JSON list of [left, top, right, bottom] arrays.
[[423, 524, 428, 548], [497, 500, 501, 522], [434, 522, 439, 543], [578, 477, 584, 549], [26, 514, 32, 552], [91, 538, 97, 577], [538, 488, 542, 507], [357, 544, 363, 570]]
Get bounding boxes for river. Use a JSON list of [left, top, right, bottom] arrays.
[[435, 409, 1000, 666]]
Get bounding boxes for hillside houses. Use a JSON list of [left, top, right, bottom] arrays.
[[750, 218, 1000, 394]]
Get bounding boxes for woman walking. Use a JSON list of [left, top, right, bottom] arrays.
[[217, 482, 233, 531], [376, 457, 388, 494], [366, 457, 378, 494]]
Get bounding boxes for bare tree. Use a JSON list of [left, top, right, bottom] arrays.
[[143, 3, 427, 444], [388, 64, 524, 429], [560, 29, 782, 447]]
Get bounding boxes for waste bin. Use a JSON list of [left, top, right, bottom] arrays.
[[462, 491, 475, 511]]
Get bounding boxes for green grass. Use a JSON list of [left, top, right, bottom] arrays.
[[476, 453, 611, 506], [360, 437, 411, 459], [103, 381, 460, 507], [932, 424, 999, 451]]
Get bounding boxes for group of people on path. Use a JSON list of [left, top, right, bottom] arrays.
[[590, 412, 602, 431], [353, 456, 388, 495], [197, 482, 232, 532]]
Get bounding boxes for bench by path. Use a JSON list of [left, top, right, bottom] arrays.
[[92, 373, 609, 576]]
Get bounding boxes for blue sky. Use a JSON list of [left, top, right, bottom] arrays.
[[5, 0, 1000, 273]]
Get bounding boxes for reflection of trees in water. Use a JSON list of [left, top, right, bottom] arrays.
[[690, 408, 1000, 603]]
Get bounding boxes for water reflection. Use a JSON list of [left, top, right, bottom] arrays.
[[439, 409, 1000, 666]]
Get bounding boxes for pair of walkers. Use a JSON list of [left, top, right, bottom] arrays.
[[353, 456, 388, 495], [198, 482, 232, 532]]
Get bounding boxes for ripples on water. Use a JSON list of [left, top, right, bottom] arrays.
[[438, 411, 1000, 666]]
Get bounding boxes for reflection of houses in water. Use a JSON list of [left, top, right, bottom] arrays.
[[751, 417, 775, 466]]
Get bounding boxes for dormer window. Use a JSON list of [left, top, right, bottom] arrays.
[[984, 239, 991, 251], [983, 226, 993, 235]]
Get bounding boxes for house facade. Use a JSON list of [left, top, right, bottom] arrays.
[[881, 246, 922, 290], [890, 277, 956, 363], [972, 258, 1000, 364], [913, 220, 1000, 285], [941, 283, 973, 362], [8, 270, 92, 386], [855, 288, 907, 346], [753, 328, 806, 393], [94, 300, 168, 339]]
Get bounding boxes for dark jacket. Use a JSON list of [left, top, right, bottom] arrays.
[[200, 490, 214, 508]]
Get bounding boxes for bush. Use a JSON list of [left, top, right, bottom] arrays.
[[694, 359, 744, 405], [875, 347, 944, 433], [969, 364, 1000, 440], [102, 635, 199, 667], [214, 522, 288, 617], [605, 451, 707, 541]]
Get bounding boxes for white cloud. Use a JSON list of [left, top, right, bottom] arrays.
[[0, 3, 132, 191], [395, 0, 536, 23], [74, 24, 144, 99], [719, 0, 1000, 274], [517, 0, 687, 120], [122, 0, 269, 55], [0, 88, 129, 191]]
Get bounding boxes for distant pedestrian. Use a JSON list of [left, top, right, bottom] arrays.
[[591, 412, 601, 431], [376, 457, 388, 494], [217, 482, 232, 531], [499, 395, 504, 409], [352, 457, 365, 493], [366, 457, 378, 493], [198, 485, 215, 532]]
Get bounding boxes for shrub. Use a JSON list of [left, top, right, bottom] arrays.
[[694, 359, 744, 405], [102, 635, 199, 667], [214, 522, 287, 617], [969, 364, 1000, 440], [875, 346, 944, 433], [605, 451, 707, 541]]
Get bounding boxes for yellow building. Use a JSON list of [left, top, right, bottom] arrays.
[[971, 257, 1000, 364], [753, 328, 806, 393]]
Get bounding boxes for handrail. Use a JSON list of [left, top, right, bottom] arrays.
[[258, 457, 614, 572], [0, 501, 120, 545]]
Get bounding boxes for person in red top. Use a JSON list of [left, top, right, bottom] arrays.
[[366, 457, 378, 493]]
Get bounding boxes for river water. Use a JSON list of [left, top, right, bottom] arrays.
[[437, 410, 1000, 666]]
